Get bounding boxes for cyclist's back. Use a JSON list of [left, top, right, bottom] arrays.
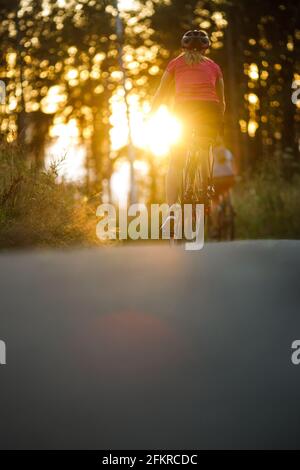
[[167, 32, 224, 144], [166, 54, 222, 104], [152, 29, 226, 205]]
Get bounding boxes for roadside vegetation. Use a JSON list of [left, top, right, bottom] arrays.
[[1, 143, 300, 250], [0, 142, 99, 249], [233, 160, 300, 240]]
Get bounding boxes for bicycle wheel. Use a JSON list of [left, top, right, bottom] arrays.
[[181, 141, 211, 243], [217, 192, 235, 241]]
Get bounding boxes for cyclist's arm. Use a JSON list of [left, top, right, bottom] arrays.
[[216, 77, 226, 115], [151, 71, 174, 113]]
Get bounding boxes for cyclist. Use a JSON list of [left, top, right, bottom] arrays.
[[210, 138, 236, 240], [213, 138, 235, 192], [152, 30, 226, 206]]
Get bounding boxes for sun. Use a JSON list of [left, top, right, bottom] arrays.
[[143, 106, 182, 157], [109, 91, 182, 157]]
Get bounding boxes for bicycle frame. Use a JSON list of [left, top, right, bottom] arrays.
[[172, 130, 215, 244], [181, 130, 214, 208]]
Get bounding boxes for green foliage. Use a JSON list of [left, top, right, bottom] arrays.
[[234, 162, 300, 239]]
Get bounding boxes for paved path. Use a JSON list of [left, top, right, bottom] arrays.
[[0, 241, 300, 449]]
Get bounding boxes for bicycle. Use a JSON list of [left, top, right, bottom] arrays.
[[209, 190, 235, 241], [172, 129, 215, 244]]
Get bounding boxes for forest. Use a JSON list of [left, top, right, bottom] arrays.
[[0, 0, 299, 247]]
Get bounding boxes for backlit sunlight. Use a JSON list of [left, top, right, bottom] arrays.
[[47, 86, 182, 191], [109, 91, 182, 156], [118, 0, 140, 11], [46, 119, 87, 181]]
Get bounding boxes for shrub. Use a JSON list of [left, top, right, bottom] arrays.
[[0, 142, 99, 249], [233, 161, 300, 240]]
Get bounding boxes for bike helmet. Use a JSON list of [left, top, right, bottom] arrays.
[[181, 30, 211, 51]]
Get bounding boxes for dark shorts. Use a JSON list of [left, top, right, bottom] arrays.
[[174, 100, 224, 142], [171, 100, 224, 167]]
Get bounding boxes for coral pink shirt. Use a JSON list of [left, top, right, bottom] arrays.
[[166, 55, 223, 103]]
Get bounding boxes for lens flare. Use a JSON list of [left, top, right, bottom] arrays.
[[109, 90, 182, 157], [144, 106, 182, 157]]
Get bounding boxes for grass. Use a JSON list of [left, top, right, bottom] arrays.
[[0, 142, 100, 249], [233, 160, 300, 240]]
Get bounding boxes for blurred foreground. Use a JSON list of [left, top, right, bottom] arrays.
[[0, 241, 300, 449]]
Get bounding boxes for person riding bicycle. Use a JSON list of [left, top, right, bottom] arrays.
[[213, 138, 235, 194], [152, 30, 226, 206]]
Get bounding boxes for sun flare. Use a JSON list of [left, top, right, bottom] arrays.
[[109, 91, 182, 156], [47, 98, 181, 191]]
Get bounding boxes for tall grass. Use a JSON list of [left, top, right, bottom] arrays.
[[233, 160, 300, 240], [0, 142, 99, 249]]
